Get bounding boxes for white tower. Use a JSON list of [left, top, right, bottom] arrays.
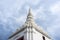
[[8, 9, 51, 40]]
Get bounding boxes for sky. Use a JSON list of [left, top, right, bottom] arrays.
[[0, 0, 60, 40]]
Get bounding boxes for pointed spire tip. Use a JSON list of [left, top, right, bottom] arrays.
[[26, 8, 34, 21]]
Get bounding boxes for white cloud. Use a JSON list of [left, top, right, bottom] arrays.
[[48, 1, 60, 34], [47, 23, 60, 40], [50, 1, 60, 14], [46, 15, 60, 39], [26, 0, 41, 5], [0, 0, 60, 40], [15, 15, 26, 24], [32, 6, 47, 22]]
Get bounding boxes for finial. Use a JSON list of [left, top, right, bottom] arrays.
[[26, 8, 34, 22], [29, 8, 31, 13], [28, 8, 32, 16]]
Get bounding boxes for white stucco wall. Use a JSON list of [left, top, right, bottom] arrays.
[[33, 28, 51, 40], [9, 27, 51, 40], [9, 28, 27, 40], [33, 28, 43, 40]]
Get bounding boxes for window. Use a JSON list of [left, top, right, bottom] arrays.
[[42, 36, 45, 40], [17, 36, 24, 40]]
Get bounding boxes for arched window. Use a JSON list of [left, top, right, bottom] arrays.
[[17, 36, 24, 40], [42, 36, 45, 40]]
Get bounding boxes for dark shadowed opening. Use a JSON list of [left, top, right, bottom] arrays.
[[17, 36, 24, 40], [42, 36, 45, 40]]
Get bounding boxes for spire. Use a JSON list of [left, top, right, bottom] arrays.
[[26, 8, 34, 22]]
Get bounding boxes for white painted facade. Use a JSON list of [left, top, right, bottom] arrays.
[[8, 9, 51, 40]]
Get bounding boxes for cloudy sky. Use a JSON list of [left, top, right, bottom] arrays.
[[0, 0, 60, 40]]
